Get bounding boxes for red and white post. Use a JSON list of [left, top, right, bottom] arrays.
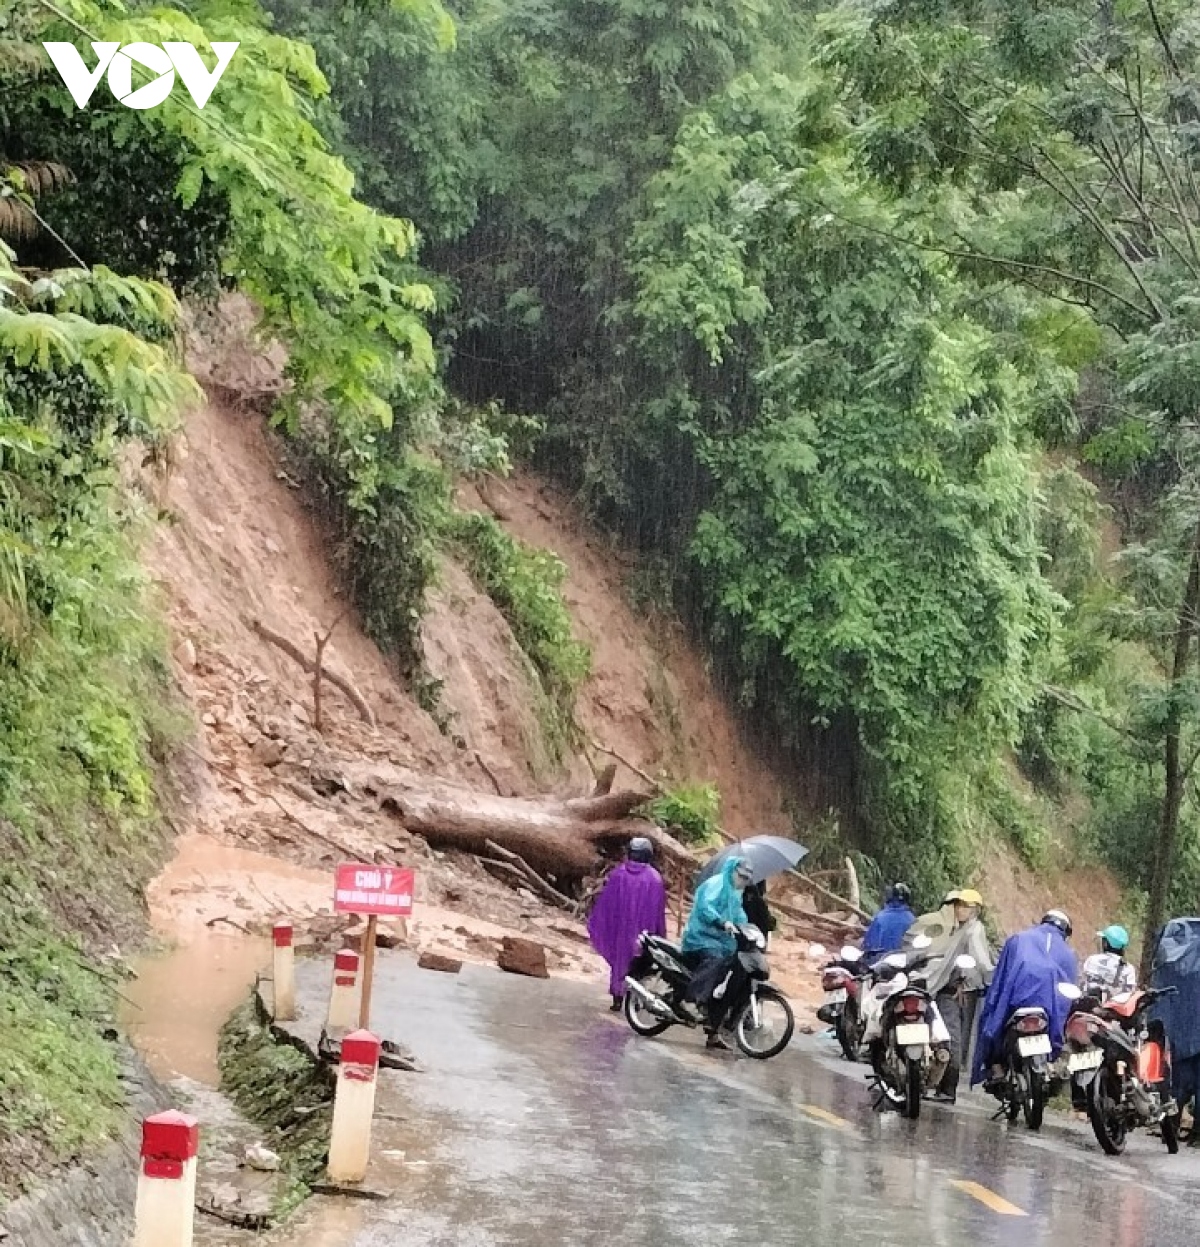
[[327, 947, 361, 1033], [273, 920, 296, 1021], [328, 1029, 381, 1184], [132, 1110, 199, 1247]]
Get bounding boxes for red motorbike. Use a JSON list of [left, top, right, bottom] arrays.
[[1063, 986, 1179, 1155], [817, 947, 867, 1062]]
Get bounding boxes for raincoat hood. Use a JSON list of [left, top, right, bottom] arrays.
[[681, 855, 748, 957]]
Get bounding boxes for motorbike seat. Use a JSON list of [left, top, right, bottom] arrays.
[[1100, 991, 1142, 1019], [645, 935, 685, 958]]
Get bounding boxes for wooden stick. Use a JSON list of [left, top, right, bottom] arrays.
[[249, 616, 375, 726], [313, 611, 347, 734], [787, 869, 871, 922], [483, 839, 579, 913], [359, 914, 378, 1030], [588, 740, 661, 793], [845, 856, 861, 912]]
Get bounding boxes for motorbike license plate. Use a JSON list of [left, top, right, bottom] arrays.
[[894, 1023, 930, 1046], [1018, 1034, 1052, 1057], [827, 989, 847, 1005], [1068, 1049, 1103, 1073]]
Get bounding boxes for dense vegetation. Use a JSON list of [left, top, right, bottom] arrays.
[[4, 0, 1200, 1178]]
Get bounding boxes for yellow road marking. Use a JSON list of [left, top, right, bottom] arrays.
[[949, 1180, 1028, 1217], [798, 1104, 852, 1130]]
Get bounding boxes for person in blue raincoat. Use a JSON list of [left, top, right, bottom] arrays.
[[1151, 917, 1200, 1144], [681, 855, 752, 1048], [862, 883, 916, 959], [972, 909, 1078, 1087]]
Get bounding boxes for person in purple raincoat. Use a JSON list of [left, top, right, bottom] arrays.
[[588, 837, 668, 1011]]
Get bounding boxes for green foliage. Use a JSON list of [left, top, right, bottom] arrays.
[[449, 510, 590, 749], [644, 783, 722, 847]]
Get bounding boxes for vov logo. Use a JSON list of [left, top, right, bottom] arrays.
[[43, 41, 239, 110]]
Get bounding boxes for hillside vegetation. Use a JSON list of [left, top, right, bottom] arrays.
[[2, 0, 1200, 1186]]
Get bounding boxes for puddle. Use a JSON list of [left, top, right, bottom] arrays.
[[121, 930, 268, 1084]]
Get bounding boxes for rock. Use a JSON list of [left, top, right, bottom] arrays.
[[175, 638, 197, 670], [290, 701, 311, 724], [265, 537, 281, 555], [252, 736, 287, 768], [201, 712, 217, 727], [418, 951, 463, 974], [242, 1144, 281, 1172], [375, 928, 404, 950], [497, 936, 549, 979]]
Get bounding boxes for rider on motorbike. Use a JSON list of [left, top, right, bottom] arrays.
[[974, 909, 1078, 1091], [862, 883, 916, 961], [1081, 925, 1136, 999], [680, 855, 755, 1048]]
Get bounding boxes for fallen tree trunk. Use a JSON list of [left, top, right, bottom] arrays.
[[374, 783, 696, 879]]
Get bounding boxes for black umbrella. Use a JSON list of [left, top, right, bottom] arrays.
[[695, 835, 809, 888]]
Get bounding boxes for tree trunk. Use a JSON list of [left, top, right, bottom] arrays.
[[1141, 514, 1200, 979], [375, 785, 694, 880]]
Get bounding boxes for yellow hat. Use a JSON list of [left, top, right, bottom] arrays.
[[957, 888, 984, 907]]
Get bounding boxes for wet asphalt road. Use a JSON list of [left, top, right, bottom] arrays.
[[270, 958, 1200, 1247]]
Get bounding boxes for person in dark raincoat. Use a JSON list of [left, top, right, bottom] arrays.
[[587, 837, 667, 1011], [681, 855, 752, 1048], [742, 881, 776, 947], [972, 909, 1078, 1087], [862, 883, 916, 959], [1151, 917, 1200, 1144]]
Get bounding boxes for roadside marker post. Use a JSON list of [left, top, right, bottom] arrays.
[[132, 1110, 199, 1247], [327, 947, 361, 1032], [272, 921, 296, 1021], [333, 864, 415, 1030], [328, 1029, 381, 1184]]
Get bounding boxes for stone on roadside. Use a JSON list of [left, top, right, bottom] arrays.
[[418, 951, 463, 974], [497, 936, 549, 979], [175, 638, 197, 670]]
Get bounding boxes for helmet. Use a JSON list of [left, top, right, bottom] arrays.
[[888, 883, 911, 905], [627, 837, 654, 863], [1099, 924, 1130, 953], [957, 888, 984, 908], [1042, 909, 1073, 938]]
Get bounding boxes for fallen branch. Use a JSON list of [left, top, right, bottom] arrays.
[[787, 869, 871, 922], [313, 610, 348, 734], [473, 750, 506, 796], [249, 616, 375, 726], [205, 915, 253, 934], [587, 740, 662, 794], [844, 856, 861, 912], [484, 838, 580, 914], [196, 1204, 272, 1231]]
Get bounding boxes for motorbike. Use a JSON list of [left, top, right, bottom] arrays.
[[988, 982, 1080, 1130], [817, 945, 868, 1062], [1062, 985, 1180, 1155], [864, 938, 975, 1119], [623, 923, 795, 1059]]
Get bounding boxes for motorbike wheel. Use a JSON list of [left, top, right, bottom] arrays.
[[623, 974, 674, 1038], [1086, 1070, 1127, 1156], [836, 1003, 860, 1063], [734, 987, 795, 1059], [1161, 1111, 1181, 1155], [1023, 1069, 1046, 1131], [903, 1056, 922, 1120]]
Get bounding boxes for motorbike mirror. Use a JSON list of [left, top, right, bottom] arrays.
[[806, 943, 827, 960], [954, 954, 977, 971], [840, 945, 863, 962], [883, 952, 908, 969], [911, 934, 933, 950], [1057, 982, 1082, 1000]]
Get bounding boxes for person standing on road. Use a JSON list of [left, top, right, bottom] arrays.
[[587, 837, 668, 1012], [862, 883, 916, 960], [681, 855, 753, 1049], [921, 888, 993, 1104], [973, 909, 1077, 1090], [742, 880, 776, 946], [1150, 917, 1200, 1145]]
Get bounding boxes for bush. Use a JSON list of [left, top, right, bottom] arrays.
[[644, 783, 722, 847]]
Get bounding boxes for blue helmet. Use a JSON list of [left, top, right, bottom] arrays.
[[1100, 924, 1130, 953]]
